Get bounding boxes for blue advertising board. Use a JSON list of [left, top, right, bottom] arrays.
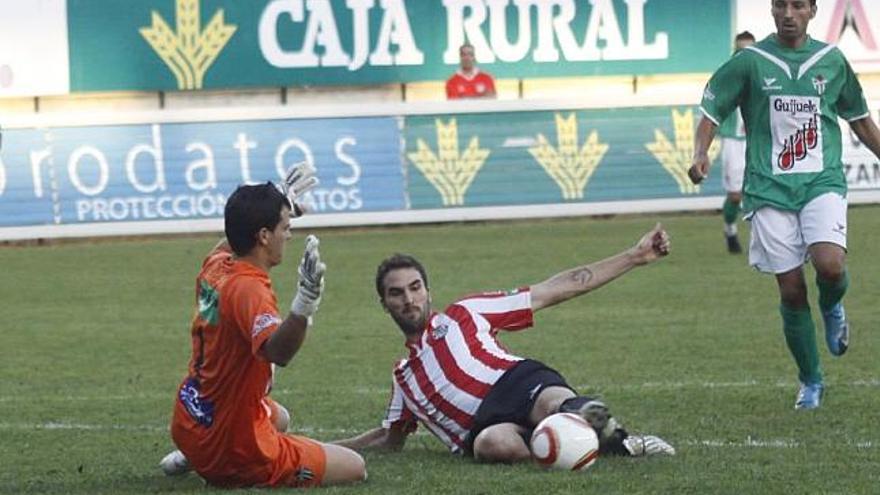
[[0, 116, 405, 229]]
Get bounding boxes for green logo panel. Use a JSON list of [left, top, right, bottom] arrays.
[[67, 0, 731, 91], [404, 106, 724, 209]]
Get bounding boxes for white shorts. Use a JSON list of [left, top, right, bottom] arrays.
[[721, 138, 746, 193], [747, 192, 847, 274]]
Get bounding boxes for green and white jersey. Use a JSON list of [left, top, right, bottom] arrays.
[[701, 35, 869, 212]]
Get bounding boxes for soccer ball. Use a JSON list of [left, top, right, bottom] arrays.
[[530, 413, 600, 471]]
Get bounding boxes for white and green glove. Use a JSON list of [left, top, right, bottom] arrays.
[[282, 161, 319, 219], [290, 235, 325, 319]]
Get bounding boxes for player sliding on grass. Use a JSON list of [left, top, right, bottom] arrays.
[[158, 164, 366, 488], [335, 225, 676, 462], [689, 0, 880, 409]]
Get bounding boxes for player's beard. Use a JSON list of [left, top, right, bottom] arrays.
[[391, 301, 430, 338]]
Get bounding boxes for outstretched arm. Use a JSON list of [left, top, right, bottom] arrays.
[[262, 235, 325, 366], [333, 425, 410, 452], [688, 117, 719, 184], [530, 224, 670, 312], [850, 117, 880, 159]]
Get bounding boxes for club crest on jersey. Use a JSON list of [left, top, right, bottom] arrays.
[[812, 75, 827, 95], [179, 378, 215, 427], [431, 323, 449, 340]]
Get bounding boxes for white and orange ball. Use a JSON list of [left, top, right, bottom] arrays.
[[530, 413, 600, 471]]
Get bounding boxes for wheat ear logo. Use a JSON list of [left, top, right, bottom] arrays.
[[140, 0, 237, 90], [528, 113, 608, 200], [645, 109, 720, 194], [407, 119, 490, 206]]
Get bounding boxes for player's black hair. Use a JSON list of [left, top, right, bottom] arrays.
[[375, 254, 430, 299], [224, 182, 291, 257], [736, 31, 756, 42]]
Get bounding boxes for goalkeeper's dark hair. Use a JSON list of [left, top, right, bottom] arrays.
[[225, 182, 291, 257], [376, 254, 429, 299]]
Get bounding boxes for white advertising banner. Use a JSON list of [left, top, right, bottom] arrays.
[[0, 0, 70, 97], [736, 0, 880, 73]]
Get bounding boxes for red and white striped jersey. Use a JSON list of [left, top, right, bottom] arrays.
[[381, 288, 534, 452]]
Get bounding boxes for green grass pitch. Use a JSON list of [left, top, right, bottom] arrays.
[[1, 208, 878, 494]]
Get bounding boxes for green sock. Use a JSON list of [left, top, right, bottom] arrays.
[[722, 198, 741, 226], [779, 304, 822, 385], [817, 269, 849, 313]]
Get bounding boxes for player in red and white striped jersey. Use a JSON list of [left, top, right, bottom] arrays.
[[335, 224, 676, 463]]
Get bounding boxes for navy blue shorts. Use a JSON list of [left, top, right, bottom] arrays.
[[464, 359, 573, 453]]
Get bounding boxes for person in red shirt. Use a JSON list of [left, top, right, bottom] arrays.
[[159, 163, 366, 488], [446, 43, 497, 99]]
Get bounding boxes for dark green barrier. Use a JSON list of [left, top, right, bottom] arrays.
[[404, 106, 724, 209]]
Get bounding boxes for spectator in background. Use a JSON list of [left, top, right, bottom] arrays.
[[717, 30, 756, 254], [446, 43, 496, 100]]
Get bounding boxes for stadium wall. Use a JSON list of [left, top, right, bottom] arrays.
[[2, 97, 880, 241]]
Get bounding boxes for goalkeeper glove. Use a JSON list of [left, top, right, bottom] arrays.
[[282, 161, 319, 218], [290, 235, 325, 319]]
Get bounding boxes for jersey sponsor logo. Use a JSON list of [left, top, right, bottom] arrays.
[[762, 77, 783, 91], [251, 312, 281, 337], [179, 377, 215, 427], [770, 95, 824, 174], [773, 98, 819, 116], [812, 75, 828, 95]]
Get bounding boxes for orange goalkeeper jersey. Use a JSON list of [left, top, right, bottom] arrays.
[[170, 245, 324, 487]]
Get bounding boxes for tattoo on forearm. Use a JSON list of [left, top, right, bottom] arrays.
[[571, 267, 594, 288]]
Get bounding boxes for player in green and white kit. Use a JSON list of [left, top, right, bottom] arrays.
[[689, 0, 880, 410], [717, 31, 756, 254]]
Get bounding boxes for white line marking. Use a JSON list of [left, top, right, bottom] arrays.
[[0, 422, 875, 451], [1, 379, 877, 403], [576, 379, 880, 391]]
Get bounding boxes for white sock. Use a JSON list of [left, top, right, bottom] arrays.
[[724, 223, 738, 237]]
